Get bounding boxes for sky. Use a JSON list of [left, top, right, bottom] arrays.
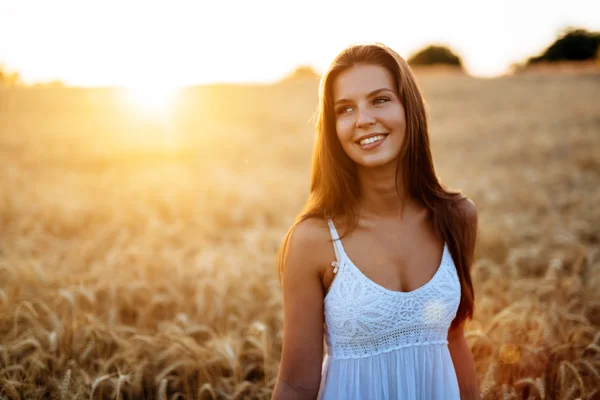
[[1, 0, 599, 87]]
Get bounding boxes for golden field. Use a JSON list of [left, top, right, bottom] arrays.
[[0, 70, 599, 399]]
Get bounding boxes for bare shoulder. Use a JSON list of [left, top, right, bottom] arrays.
[[455, 197, 478, 229], [289, 218, 332, 247], [284, 218, 335, 277]]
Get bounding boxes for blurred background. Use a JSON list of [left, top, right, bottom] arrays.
[[1, 1, 599, 399]]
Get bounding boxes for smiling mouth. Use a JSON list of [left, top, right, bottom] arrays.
[[356, 133, 389, 146]]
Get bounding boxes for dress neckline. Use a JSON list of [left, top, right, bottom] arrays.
[[327, 218, 447, 296], [342, 242, 447, 296]]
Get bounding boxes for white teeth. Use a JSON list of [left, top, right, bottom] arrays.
[[359, 135, 386, 146]]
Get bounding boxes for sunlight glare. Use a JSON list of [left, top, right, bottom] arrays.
[[118, 84, 184, 151], [123, 85, 180, 119]]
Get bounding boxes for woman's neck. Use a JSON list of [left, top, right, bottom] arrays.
[[354, 163, 417, 220]]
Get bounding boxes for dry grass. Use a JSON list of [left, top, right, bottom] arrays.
[[0, 70, 599, 399]]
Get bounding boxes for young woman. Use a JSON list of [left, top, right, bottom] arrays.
[[272, 43, 480, 400]]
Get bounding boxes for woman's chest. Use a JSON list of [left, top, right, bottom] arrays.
[[323, 260, 461, 338], [338, 231, 445, 294]]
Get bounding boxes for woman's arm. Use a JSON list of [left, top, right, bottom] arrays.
[[450, 197, 480, 399], [272, 220, 328, 400], [449, 323, 480, 399]]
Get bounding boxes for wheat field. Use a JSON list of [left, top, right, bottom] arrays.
[[0, 70, 599, 399]]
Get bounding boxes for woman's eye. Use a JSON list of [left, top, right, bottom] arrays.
[[373, 96, 390, 105], [336, 106, 353, 115]]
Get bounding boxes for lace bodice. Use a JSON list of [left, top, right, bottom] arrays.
[[323, 219, 461, 360]]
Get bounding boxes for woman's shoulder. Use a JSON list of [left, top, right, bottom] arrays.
[[288, 217, 333, 251], [440, 189, 477, 221], [453, 196, 477, 228], [284, 217, 335, 275]]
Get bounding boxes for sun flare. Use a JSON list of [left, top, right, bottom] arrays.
[[123, 85, 180, 118], [118, 85, 183, 150]]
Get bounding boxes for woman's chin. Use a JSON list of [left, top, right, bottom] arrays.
[[354, 154, 399, 170]]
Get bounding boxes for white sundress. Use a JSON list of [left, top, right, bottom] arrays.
[[317, 219, 462, 400]]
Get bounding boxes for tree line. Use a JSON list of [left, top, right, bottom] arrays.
[[2, 27, 599, 87], [284, 27, 599, 81], [406, 27, 599, 70]]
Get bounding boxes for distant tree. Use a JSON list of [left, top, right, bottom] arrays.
[[0, 64, 21, 87], [407, 45, 463, 68], [527, 28, 600, 64], [281, 65, 320, 82]]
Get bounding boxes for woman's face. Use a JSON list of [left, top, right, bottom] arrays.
[[332, 64, 406, 169]]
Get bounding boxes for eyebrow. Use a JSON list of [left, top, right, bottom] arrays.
[[334, 88, 395, 106]]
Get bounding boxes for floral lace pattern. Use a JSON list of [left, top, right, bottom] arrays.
[[324, 219, 461, 359]]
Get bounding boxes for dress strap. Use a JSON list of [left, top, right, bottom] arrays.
[[327, 219, 344, 273]]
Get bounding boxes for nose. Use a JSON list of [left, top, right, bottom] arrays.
[[355, 107, 376, 129]]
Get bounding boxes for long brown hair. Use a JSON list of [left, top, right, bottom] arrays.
[[277, 43, 474, 330]]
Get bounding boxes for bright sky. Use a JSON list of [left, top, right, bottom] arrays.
[[1, 0, 599, 87]]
